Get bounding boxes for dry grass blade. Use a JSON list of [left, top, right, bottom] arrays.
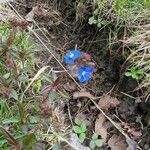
[[124, 23, 150, 99], [24, 66, 50, 93], [73, 90, 101, 100]]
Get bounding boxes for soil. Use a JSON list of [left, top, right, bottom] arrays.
[[11, 0, 150, 149]]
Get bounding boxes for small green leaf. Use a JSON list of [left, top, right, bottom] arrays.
[[95, 139, 103, 147], [29, 116, 39, 124], [92, 133, 98, 140], [2, 116, 20, 124], [59, 90, 70, 100], [88, 16, 97, 25], [23, 133, 36, 149], [9, 89, 18, 100], [132, 74, 139, 79], [73, 126, 82, 134], [33, 80, 42, 91], [18, 102, 25, 123], [93, 8, 99, 15], [97, 18, 102, 23], [18, 74, 29, 82], [90, 140, 96, 149], [52, 142, 61, 150], [137, 70, 143, 75], [48, 90, 58, 103], [75, 118, 81, 125], [79, 133, 86, 143], [80, 123, 86, 132], [97, 22, 102, 28], [125, 72, 132, 77], [3, 73, 10, 79]]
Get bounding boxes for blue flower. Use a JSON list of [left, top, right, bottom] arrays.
[[64, 50, 81, 64], [77, 66, 93, 83]]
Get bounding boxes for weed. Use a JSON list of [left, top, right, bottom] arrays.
[[73, 118, 87, 143], [88, 16, 108, 28], [90, 133, 103, 149], [125, 67, 144, 80], [0, 19, 69, 149]]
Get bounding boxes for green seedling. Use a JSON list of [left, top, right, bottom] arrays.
[[88, 16, 108, 28], [125, 67, 144, 80], [90, 133, 103, 149], [73, 118, 87, 143]]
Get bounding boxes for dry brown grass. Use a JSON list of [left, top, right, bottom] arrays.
[[125, 24, 150, 100]]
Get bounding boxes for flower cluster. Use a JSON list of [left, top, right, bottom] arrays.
[[64, 49, 94, 83]]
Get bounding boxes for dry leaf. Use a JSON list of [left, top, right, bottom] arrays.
[[122, 122, 142, 137], [73, 91, 94, 99], [25, 6, 48, 22], [95, 113, 108, 142], [69, 133, 90, 150], [108, 134, 127, 150], [25, 7, 35, 22], [98, 95, 120, 110], [130, 130, 142, 137], [64, 82, 77, 92]]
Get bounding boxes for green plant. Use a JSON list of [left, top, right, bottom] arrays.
[[0, 19, 69, 149], [73, 118, 87, 143], [88, 16, 108, 28], [125, 67, 144, 80], [90, 133, 103, 149]]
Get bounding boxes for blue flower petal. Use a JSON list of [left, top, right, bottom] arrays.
[[64, 50, 81, 64], [77, 66, 93, 83]]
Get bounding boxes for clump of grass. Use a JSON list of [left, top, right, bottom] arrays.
[[89, 0, 150, 26], [88, 0, 150, 99], [125, 24, 150, 100]]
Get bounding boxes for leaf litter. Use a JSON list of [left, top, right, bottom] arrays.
[[98, 94, 120, 110], [94, 113, 109, 142], [108, 134, 127, 150]]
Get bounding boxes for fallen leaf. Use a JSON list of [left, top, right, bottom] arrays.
[[73, 91, 94, 99], [69, 133, 90, 150], [129, 129, 142, 137], [122, 122, 142, 137], [95, 113, 108, 142], [25, 6, 48, 22], [98, 95, 120, 110], [108, 134, 127, 150], [64, 82, 77, 92], [34, 6, 48, 18], [25, 8, 34, 22]]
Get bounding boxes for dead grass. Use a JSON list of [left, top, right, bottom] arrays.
[[125, 24, 150, 100]]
